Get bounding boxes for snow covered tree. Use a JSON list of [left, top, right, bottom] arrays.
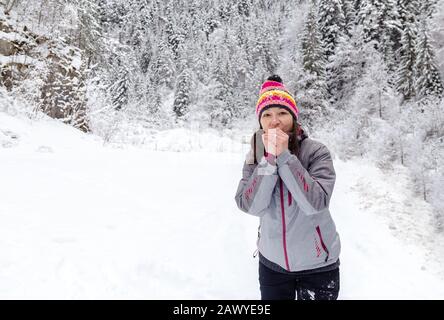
[[360, 49, 397, 120], [144, 83, 166, 128], [151, 41, 175, 90], [209, 38, 238, 128], [302, 2, 326, 80], [358, 0, 383, 46], [298, 1, 328, 124], [334, 49, 399, 164], [357, 0, 401, 71], [318, 0, 346, 58], [218, 0, 235, 22], [342, 0, 356, 36], [164, 1, 185, 59], [327, 29, 366, 106], [238, 0, 252, 17], [380, 0, 402, 66], [202, 6, 220, 41], [109, 66, 129, 111], [414, 20, 444, 100], [173, 68, 191, 119], [74, 0, 104, 67], [421, 0, 439, 19], [396, 18, 418, 102], [250, 18, 279, 74]]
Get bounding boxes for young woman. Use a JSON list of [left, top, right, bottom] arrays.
[[235, 75, 341, 300]]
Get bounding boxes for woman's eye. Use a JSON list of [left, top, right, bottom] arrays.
[[263, 114, 270, 117], [280, 112, 288, 115]]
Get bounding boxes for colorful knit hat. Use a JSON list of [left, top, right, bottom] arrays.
[[255, 75, 299, 120]]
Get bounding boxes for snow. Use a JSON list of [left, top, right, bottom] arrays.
[[60, 46, 82, 70], [0, 30, 28, 42], [333, 159, 444, 299], [119, 126, 246, 153], [71, 54, 82, 70], [1, 110, 444, 299], [0, 54, 39, 66]]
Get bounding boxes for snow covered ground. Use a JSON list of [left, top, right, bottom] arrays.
[[1, 110, 444, 299]]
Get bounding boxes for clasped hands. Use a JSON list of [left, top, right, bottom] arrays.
[[262, 128, 289, 157]]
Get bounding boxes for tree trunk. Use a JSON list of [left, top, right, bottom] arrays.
[[378, 89, 382, 119], [399, 135, 404, 165], [400, 143, 404, 165], [422, 170, 427, 201], [38, 0, 47, 27]]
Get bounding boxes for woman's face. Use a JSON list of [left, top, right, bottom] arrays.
[[260, 107, 294, 133]]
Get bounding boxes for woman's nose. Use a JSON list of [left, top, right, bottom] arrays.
[[270, 117, 280, 125]]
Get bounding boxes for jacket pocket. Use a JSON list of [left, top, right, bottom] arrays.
[[315, 225, 330, 262]]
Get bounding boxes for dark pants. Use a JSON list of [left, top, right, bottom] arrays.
[[259, 262, 340, 300]]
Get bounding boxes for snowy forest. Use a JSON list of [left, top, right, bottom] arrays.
[[1, 0, 444, 235]]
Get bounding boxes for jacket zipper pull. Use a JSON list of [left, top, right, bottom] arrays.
[[253, 225, 260, 258]]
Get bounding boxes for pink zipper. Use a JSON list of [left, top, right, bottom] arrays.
[[279, 178, 290, 271]]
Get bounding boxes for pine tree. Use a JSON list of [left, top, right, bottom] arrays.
[[144, 83, 164, 128], [249, 11, 279, 75], [210, 41, 237, 128], [105, 0, 127, 30], [353, 0, 363, 13], [151, 41, 175, 90], [301, 1, 328, 106], [202, 6, 219, 41], [173, 68, 191, 119], [342, 0, 356, 36], [421, 0, 439, 19], [97, 0, 111, 30], [396, 0, 419, 102], [396, 23, 417, 102], [302, 2, 326, 80], [164, 1, 185, 58], [318, 0, 346, 58], [293, 2, 328, 128], [238, 0, 252, 17], [338, 49, 398, 161], [358, 0, 383, 47], [415, 20, 444, 100], [218, 0, 235, 22], [358, 0, 401, 70], [74, 0, 104, 68], [109, 65, 129, 111], [380, 0, 401, 73], [327, 30, 365, 106]]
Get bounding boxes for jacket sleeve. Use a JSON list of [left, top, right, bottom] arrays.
[[234, 156, 279, 217], [276, 146, 336, 216]]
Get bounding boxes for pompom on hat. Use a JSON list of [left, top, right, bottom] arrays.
[[255, 75, 299, 120]]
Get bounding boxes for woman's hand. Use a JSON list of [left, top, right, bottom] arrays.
[[262, 128, 289, 157]]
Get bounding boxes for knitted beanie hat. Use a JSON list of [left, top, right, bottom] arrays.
[[255, 75, 299, 120]]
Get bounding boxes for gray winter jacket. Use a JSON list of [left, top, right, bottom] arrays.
[[235, 130, 341, 272]]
